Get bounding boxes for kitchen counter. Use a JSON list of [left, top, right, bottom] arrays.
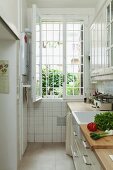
[[68, 101, 113, 169], [80, 124, 113, 169], [80, 124, 113, 149], [95, 149, 113, 170], [67, 102, 99, 111]]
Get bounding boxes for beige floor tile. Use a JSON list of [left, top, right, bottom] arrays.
[[55, 158, 75, 170], [19, 143, 75, 170]]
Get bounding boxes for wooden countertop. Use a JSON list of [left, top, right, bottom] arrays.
[[80, 124, 113, 149], [95, 149, 113, 170], [67, 102, 99, 112]]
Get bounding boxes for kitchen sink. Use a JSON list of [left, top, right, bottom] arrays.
[[72, 111, 101, 124]]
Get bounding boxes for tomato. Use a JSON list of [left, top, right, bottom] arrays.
[[87, 122, 97, 132]]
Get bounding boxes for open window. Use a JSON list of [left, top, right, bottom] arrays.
[[31, 6, 84, 101], [31, 4, 42, 102]]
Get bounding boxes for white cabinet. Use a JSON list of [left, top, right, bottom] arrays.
[[106, 0, 113, 66], [90, 8, 106, 75], [71, 114, 103, 170], [90, 0, 113, 80]]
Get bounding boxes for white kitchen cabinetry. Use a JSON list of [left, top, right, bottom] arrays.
[[71, 114, 103, 170], [90, 7, 106, 77], [90, 0, 113, 81]]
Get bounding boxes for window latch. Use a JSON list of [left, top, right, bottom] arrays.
[[63, 75, 65, 82]]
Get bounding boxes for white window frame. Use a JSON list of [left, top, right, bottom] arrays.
[[31, 4, 42, 102], [31, 6, 84, 101]]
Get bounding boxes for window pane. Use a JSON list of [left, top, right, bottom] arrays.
[[67, 42, 74, 55], [74, 31, 81, 41], [74, 88, 80, 95], [36, 57, 40, 64], [36, 42, 40, 56], [47, 24, 53, 30], [54, 24, 60, 30], [67, 24, 73, 30], [74, 24, 82, 30], [42, 22, 63, 98], [36, 25, 39, 31], [36, 32, 40, 41], [67, 31, 73, 41], [47, 47, 53, 55], [66, 22, 84, 97], [47, 31, 53, 41], [54, 31, 60, 41], [67, 88, 73, 95], [42, 24, 46, 30], [42, 31, 46, 41]]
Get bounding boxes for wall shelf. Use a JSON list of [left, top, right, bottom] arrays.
[[0, 16, 20, 40]]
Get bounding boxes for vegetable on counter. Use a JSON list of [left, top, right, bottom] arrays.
[[94, 112, 113, 131], [90, 130, 113, 140], [87, 122, 97, 132]]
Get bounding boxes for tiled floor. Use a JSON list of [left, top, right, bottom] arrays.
[[19, 143, 75, 170]]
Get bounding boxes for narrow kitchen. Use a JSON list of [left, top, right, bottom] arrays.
[[1, 0, 113, 170]]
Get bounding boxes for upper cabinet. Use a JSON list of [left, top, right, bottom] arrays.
[[107, 0, 113, 66], [0, 16, 20, 40], [90, 0, 113, 80]]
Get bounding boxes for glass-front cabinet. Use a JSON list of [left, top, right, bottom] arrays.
[[90, 0, 113, 79]]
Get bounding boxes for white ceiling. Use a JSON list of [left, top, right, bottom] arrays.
[[27, 0, 99, 8]]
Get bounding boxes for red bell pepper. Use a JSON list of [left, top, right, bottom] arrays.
[[87, 122, 97, 132]]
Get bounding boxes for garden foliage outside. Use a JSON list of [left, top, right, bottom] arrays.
[[42, 66, 80, 97]]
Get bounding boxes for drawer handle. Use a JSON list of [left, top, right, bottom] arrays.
[[82, 155, 91, 165], [73, 131, 77, 136], [73, 151, 78, 157], [82, 141, 90, 149]]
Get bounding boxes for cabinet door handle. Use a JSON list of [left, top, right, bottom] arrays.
[[73, 131, 77, 136], [82, 141, 90, 149], [73, 151, 78, 157], [82, 155, 91, 165]]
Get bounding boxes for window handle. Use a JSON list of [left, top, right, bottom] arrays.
[[63, 75, 65, 82]]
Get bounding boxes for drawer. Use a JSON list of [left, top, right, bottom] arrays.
[[72, 130, 102, 170], [81, 134, 103, 170]]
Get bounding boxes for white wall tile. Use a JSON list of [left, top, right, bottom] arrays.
[[53, 133, 62, 142], [28, 100, 67, 142], [28, 134, 35, 142], [44, 134, 52, 142], [35, 125, 44, 134], [93, 81, 113, 95], [35, 134, 44, 142]]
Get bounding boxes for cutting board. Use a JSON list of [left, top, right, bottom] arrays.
[[80, 124, 113, 149]]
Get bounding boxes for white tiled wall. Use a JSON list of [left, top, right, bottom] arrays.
[[94, 81, 113, 95], [28, 96, 67, 142]]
